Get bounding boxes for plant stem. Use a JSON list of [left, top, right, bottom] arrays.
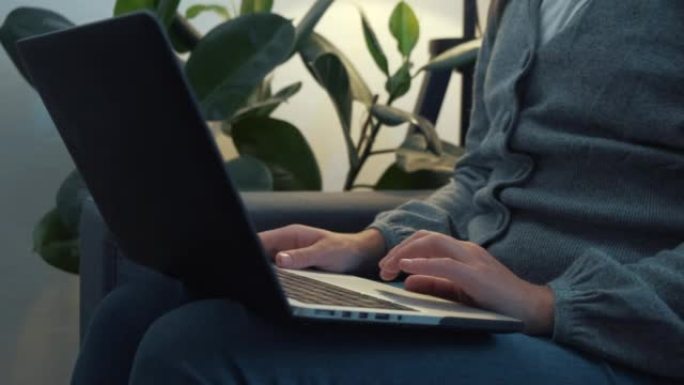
[[343, 98, 391, 191], [369, 149, 396, 156], [359, 121, 384, 165], [344, 120, 382, 191], [410, 70, 424, 80], [356, 95, 379, 153]]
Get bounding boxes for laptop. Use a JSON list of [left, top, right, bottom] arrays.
[[17, 12, 522, 332]]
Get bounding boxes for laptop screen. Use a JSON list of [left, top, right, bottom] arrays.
[[17, 12, 290, 320]]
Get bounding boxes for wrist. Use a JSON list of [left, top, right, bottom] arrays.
[[355, 228, 387, 261], [523, 284, 555, 335]]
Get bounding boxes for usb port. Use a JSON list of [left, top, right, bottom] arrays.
[[375, 313, 390, 320], [314, 310, 335, 317]]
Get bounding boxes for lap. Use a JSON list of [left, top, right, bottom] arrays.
[[72, 280, 190, 385], [130, 298, 655, 385]]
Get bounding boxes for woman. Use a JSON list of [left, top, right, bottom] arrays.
[[72, 0, 684, 383]]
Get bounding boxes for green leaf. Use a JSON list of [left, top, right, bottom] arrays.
[[224, 78, 274, 134], [273, 82, 303, 100], [246, 77, 273, 105], [114, 0, 156, 16], [55, 170, 89, 232], [32, 209, 79, 274], [375, 163, 450, 191], [420, 39, 482, 72], [230, 82, 302, 123], [385, 61, 412, 102], [185, 13, 295, 121], [0, 7, 74, 86], [225, 156, 274, 191], [240, 0, 274, 15], [371, 104, 442, 155], [396, 133, 464, 174], [293, 0, 334, 51], [311, 53, 359, 169], [360, 11, 389, 76], [299, 32, 373, 106], [389, 1, 419, 58], [185, 4, 231, 20], [232, 117, 322, 191]]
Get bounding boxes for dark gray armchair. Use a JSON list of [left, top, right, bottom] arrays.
[[78, 190, 429, 339]]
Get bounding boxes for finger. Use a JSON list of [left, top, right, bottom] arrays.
[[379, 235, 443, 281], [275, 243, 327, 270], [380, 230, 431, 265], [380, 235, 473, 281], [378, 230, 432, 268], [380, 232, 455, 275], [398, 258, 474, 287], [386, 235, 476, 271], [259, 225, 324, 258], [404, 275, 475, 305], [404, 275, 458, 298]]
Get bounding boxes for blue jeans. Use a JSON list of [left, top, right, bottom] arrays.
[[71, 279, 660, 385]]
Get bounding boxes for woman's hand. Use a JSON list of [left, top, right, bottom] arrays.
[[378, 230, 555, 335], [259, 225, 386, 275]]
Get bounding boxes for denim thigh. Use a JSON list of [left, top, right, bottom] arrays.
[[129, 298, 659, 385]]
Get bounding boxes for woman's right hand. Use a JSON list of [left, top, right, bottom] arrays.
[[258, 225, 387, 274]]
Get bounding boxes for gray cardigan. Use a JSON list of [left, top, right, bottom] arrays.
[[370, 0, 684, 378]]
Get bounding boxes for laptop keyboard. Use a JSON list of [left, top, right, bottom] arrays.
[[276, 269, 414, 311]]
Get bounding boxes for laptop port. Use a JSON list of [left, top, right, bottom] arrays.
[[359, 312, 368, 319], [374, 313, 390, 321], [342, 311, 352, 318], [314, 310, 336, 317]]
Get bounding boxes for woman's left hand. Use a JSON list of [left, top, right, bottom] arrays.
[[378, 230, 554, 335]]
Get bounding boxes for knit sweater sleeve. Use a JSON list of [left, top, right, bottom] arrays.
[[549, 244, 684, 379], [367, 27, 495, 250]]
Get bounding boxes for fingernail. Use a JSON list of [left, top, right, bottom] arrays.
[[399, 259, 413, 266], [277, 253, 292, 267]]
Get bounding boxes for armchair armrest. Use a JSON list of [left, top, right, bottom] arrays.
[[244, 191, 429, 232], [78, 190, 429, 339]]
